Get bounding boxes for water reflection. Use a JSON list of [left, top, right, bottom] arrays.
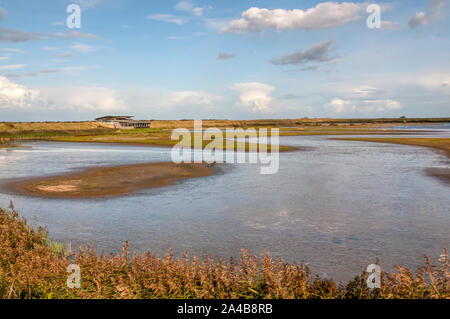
[[0, 128, 449, 281]]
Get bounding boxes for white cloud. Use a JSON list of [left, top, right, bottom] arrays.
[[381, 21, 401, 30], [193, 8, 204, 17], [175, 1, 204, 16], [4, 65, 101, 78], [57, 52, 75, 58], [233, 82, 276, 113], [404, 72, 450, 93], [324, 98, 402, 114], [71, 0, 103, 9], [167, 91, 222, 107], [0, 64, 27, 70], [40, 86, 127, 111], [175, 1, 194, 11], [222, 3, 362, 33], [65, 30, 104, 40], [147, 14, 184, 25], [0, 27, 51, 42], [0, 57, 11, 61], [70, 42, 97, 53], [0, 75, 126, 111], [2, 48, 25, 54], [0, 76, 39, 109]]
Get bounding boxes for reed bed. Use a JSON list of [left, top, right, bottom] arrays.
[[0, 207, 448, 299]]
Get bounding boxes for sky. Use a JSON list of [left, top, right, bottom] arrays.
[[0, 0, 449, 121]]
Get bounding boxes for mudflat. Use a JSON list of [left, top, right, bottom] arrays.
[[10, 162, 214, 199], [426, 168, 450, 185]]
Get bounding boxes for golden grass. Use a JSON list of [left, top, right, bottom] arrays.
[[45, 132, 295, 152], [0, 144, 18, 149], [0, 207, 448, 299], [149, 119, 450, 129], [0, 121, 105, 132]]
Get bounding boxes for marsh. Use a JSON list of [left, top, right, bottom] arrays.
[[0, 126, 449, 282]]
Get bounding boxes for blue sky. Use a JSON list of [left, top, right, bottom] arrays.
[[0, 0, 449, 121]]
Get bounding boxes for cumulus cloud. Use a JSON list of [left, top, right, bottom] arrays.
[[0, 75, 125, 111], [324, 98, 402, 114], [147, 14, 184, 25], [222, 3, 362, 33], [233, 82, 276, 113], [270, 40, 336, 66], [217, 53, 236, 60], [0, 76, 39, 109]]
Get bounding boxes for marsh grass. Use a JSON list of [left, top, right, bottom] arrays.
[[0, 208, 448, 299]]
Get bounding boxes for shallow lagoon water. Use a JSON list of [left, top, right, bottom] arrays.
[[0, 129, 449, 281]]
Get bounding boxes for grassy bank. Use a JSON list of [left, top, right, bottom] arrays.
[[0, 121, 115, 144], [1, 123, 294, 152], [0, 144, 19, 149], [149, 118, 450, 129], [0, 208, 448, 299], [0, 120, 442, 153], [45, 132, 293, 152]]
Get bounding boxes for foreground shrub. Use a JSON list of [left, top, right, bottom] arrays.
[[0, 208, 448, 299]]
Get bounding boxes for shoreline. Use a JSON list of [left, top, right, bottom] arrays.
[[9, 162, 215, 199], [334, 137, 450, 158], [38, 138, 301, 152], [334, 137, 450, 185]]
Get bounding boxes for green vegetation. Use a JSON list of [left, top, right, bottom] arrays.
[[46, 132, 293, 152], [1, 122, 294, 152], [0, 120, 444, 152], [0, 208, 448, 299], [0, 121, 116, 147], [149, 118, 450, 129]]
